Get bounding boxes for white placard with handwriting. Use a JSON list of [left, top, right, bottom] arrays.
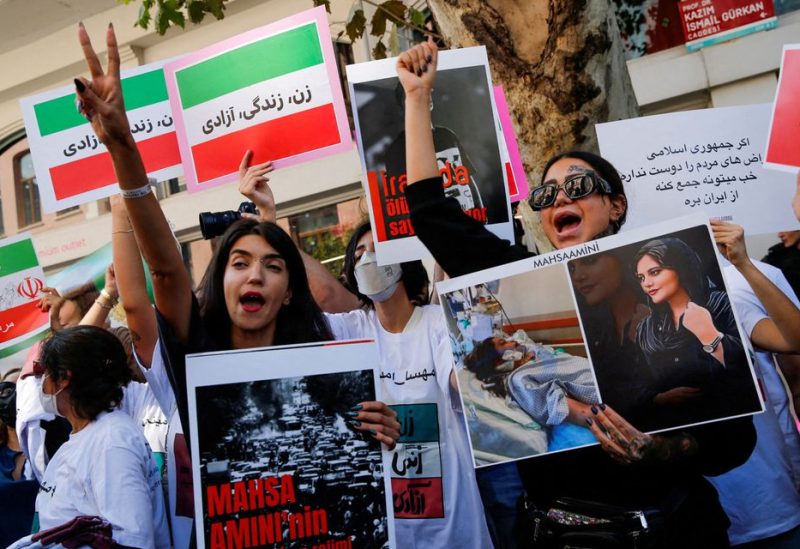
[[597, 103, 799, 235]]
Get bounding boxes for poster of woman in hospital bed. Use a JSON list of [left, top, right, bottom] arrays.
[[439, 264, 600, 467]]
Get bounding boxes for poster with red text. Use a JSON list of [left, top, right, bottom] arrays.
[[346, 47, 514, 265], [186, 341, 393, 549], [764, 45, 800, 172]]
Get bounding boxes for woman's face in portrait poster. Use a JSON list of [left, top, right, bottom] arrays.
[[569, 254, 623, 306], [539, 157, 621, 249], [636, 254, 682, 305]]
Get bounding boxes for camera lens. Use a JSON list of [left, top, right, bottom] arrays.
[[199, 210, 241, 239]]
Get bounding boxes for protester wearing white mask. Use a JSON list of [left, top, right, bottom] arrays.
[[237, 153, 490, 547], [353, 251, 403, 303], [321, 222, 492, 548], [22, 326, 169, 548]]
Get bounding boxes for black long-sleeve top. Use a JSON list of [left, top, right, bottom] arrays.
[[406, 176, 755, 528]]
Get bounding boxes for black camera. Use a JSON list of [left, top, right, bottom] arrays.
[[199, 202, 259, 239]]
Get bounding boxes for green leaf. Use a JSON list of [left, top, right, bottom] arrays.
[[370, 11, 387, 37], [206, 0, 226, 19], [166, 6, 186, 27], [187, 0, 207, 23], [372, 39, 387, 60], [345, 9, 366, 42], [136, 3, 152, 29], [312, 0, 332, 13], [380, 0, 407, 21], [370, 0, 406, 37], [154, 1, 178, 34], [409, 8, 426, 28], [388, 24, 400, 56]]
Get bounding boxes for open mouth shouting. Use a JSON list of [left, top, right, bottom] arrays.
[[239, 291, 266, 313], [553, 209, 584, 239]]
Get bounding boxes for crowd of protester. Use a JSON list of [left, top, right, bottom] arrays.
[[2, 25, 800, 549]]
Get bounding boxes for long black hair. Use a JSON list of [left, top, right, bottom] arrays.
[[634, 237, 710, 312], [541, 150, 628, 233], [342, 221, 430, 308], [198, 219, 332, 348]]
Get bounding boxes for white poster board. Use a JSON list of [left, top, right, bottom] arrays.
[[597, 103, 799, 234], [186, 340, 394, 549]]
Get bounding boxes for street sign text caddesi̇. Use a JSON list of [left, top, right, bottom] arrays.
[[678, 0, 777, 51]]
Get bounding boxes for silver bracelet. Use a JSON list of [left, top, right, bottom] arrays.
[[120, 177, 156, 199]]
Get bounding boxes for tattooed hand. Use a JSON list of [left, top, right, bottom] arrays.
[[584, 404, 697, 464]]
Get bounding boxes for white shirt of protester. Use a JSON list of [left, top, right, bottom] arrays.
[[138, 340, 194, 549], [35, 409, 170, 548], [15, 373, 51, 483], [707, 261, 800, 545], [121, 379, 169, 454], [325, 306, 493, 548]]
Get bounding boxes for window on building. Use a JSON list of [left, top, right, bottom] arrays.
[[155, 177, 186, 200], [776, 0, 800, 15], [280, 197, 364, 277], [15, 151, 41, 228], [56, 204, 80, 216], [334, 41, 356, 129]]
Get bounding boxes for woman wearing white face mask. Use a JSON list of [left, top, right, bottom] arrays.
[[323, 222, 492, 548], [22, 326, 169, 548]]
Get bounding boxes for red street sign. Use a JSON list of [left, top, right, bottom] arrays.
[[17, 277, 44, 300], [678, 0, 775, 43]]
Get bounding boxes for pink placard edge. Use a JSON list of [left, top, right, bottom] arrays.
[[493, 85, 529, 202]]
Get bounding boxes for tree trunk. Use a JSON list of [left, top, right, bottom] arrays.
[[428, 0, 639, 251]]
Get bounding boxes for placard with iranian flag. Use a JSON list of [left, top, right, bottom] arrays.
[[164, 6, 353, 193], [764, 44, 800, 172], [19, 60, 183, 213], [0, 233, 49, 359]]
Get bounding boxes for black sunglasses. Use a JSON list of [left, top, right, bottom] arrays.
[[529, 171, 613, 211]]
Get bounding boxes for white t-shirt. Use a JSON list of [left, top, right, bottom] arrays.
[[725, 260, 800, 481], [139, 340, 194, 549], [325, 306, 492, 548], [121, 380, 168, 454], [15, 372, 51, 483], [36, 410, 170, 548], [706, 262, 800, 544]]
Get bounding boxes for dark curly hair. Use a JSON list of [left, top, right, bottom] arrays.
[[197, 219, 332, 348], [342, 221, 430, 308], [39, 325, 132, 421]]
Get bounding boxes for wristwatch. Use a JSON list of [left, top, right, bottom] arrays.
[[702, 333, 724, 353]]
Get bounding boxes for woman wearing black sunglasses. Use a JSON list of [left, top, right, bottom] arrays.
[[397, 38, 755, 548]]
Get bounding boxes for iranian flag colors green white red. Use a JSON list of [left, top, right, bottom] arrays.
[[0, 234, 49, 358], [19, 60, 183, 213], [164, 6, 352, 192]]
